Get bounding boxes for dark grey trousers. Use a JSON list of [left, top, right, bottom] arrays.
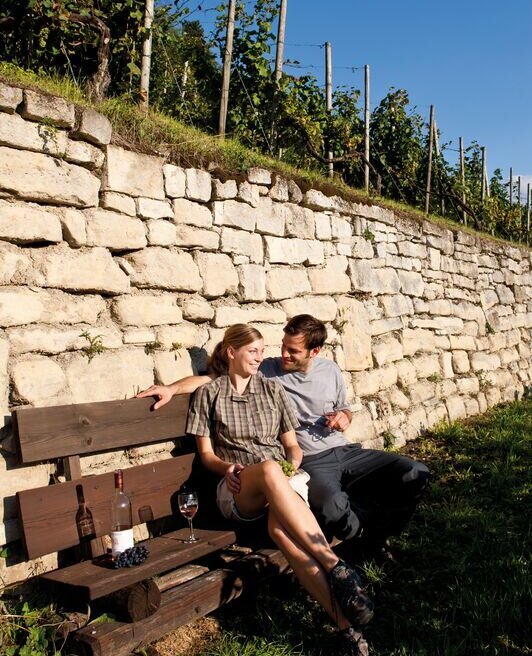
[[302, 445, 430, 542]]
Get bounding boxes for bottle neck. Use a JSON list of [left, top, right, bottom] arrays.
[[114, 470, 124, 492]]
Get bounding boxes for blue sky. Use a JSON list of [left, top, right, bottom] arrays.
[[187, 0, 532, 195]]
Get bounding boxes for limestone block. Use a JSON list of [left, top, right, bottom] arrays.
[[31, 244, 129, 295], [397, 241, 427, 259], [185, 168, 211, 202], [0, 146, 100, 207], [302, 189, 334, 211], [477, 392, 488, 413], [21, 89, 75, 128], [181, 295, 214, 322], [449, 335, 476, 351], [237, 264, 266, 302], [0, 462, 51, 524], [440, 351, 454, 378], [173, 198, 212, 229], [409, 380, 436, 403], [446, 395, 467, 422], [308, 256, 350, 295], [0, 200, 62, 244], [0, 289, 44, 327], [157, 323, 209, 349], [370, 317, 403, 336], [470, 352, 501, 372], [349, 260, 400, 294], [396, 360, 417, 386], [285, 203, 315, 238], [353, 365, 397, 396], [372, 336, 403, 366], [265, 236, 324, 266], [398, 270, 424, 297], [337, 298, 372, 372], [463, 397, 480, 416], [435, 335, 451, 350], [410, 316, 464, 335], [212, 178, 237, 200], [281, 296, 337, 322], [0, 82, 22, 113], [381, 295, 414, 318], [270, 176, 289, 202], [214, 305, 286, 327], [154, 349, 195, 385], [0, 112, 67, 155], [126, 248, 202, 292], [404, 405, 428, 440], [238, 181, 260, 207], [427, 299, 452, 315], [330, 215, 352, 243], [41, 291, 105, 325], [123, 328, 156, 344], [137, 197, 173, 220], [85, 208, 146, 251], [413, 354, 440, 378], [112, 294, 182, 326], [344, 408, 376, 443], [0, 242, 33, 285], [266, 268, 311, 300], [65, 139, 105, 169], [175, 225, 219, 251], [212, 199, 256, 231], [8, 325, 121, 355], [65, 349, 154, 403], [496, 284, 515, 304], [428, 247, 441, 270], [485, 387, 501, 408], [163, 164, 186, 198], [104, 146, 164, 199], [101, 192, 136, 216], [499, 347, 519, 365], [389, 386, 410, 410], [247, 168, 271, 185], [71, 107, 112, 145], [287, 180, 303, 203], [402, 328, 436, 356], [456, 377, 480, 395], [256, 197, 285, 236], [438, 379, 458, 398], [146, 219, 176, 246], [452, 351, 470, 374], [311, 213, 331, 241], [12, 356, 68, 403], [220, 228, 264, 263], [196, 252, 238, 298], [352, 236, 374, 258], [426, 403, 448, 427]]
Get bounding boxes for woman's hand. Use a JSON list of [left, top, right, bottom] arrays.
[[225, 463, 244, 494]]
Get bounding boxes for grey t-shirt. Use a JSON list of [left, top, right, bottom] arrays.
[[259, 357, 351, 456]]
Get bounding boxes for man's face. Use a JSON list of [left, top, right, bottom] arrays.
[[280, 332, 320, 373]]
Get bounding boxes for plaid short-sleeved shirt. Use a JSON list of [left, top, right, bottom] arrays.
[[186, 374, 300, 466]]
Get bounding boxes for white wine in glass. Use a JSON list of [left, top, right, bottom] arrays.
[[178, 491, 199, 543]]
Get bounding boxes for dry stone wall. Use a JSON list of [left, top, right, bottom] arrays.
[[0, 81, 531, 585]]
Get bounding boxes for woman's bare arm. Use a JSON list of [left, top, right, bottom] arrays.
[[195, 436, 243, 494], [280, 430, 303, 470]]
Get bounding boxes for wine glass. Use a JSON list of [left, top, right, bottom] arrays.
[[323, 402, 337, 432], [178, 491, 199, 543]]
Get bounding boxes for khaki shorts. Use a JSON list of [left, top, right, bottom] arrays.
[[216, 469, 311, 522]]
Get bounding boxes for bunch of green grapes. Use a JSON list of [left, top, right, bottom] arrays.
[[280, 459, 295, 478]]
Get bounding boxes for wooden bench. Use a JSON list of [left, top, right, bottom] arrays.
[[10, 396, 289, 656]]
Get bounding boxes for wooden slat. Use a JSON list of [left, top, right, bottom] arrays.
[[13, 395, 192, 464], [72, 548, 288, 656], [42, 528, 237, 600], [17, 453, 195, 560]]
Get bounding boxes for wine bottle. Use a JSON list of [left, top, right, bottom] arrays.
[[111, 469, 134, 557], [75, 484, 95, 560]]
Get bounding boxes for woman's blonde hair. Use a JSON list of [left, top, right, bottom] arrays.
[[208, 324, 263, 375]]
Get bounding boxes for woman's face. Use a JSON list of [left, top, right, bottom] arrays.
[[227, 338, 264, 377]]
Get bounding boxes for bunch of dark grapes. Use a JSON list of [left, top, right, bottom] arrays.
[[113, 545, 149, 568]]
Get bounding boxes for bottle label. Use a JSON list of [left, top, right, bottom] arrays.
[[111, 528, 134, 556]]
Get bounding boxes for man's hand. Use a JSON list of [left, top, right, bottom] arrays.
[[136, 384, 174, 410], [325, 409, 351, 432], [225, 463, 244, 494]]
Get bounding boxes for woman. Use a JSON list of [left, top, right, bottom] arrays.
[[186, 324, 372, 655]]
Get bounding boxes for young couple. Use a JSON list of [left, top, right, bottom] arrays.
[[139, 314, 429, 655]]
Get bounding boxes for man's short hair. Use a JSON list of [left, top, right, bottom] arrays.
[[284, 314, 327, 350]]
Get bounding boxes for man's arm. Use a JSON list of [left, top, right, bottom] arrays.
[[326, 408, 352, 432], [136, 374, 214, 410]]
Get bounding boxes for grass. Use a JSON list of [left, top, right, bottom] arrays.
[[188, 400, 531, 656], [0, 60, 529, 252]]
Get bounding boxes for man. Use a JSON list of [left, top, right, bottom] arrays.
[[138, 314, 429, 555]]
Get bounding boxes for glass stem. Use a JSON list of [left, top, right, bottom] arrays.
[[188, 518, 196, 541]]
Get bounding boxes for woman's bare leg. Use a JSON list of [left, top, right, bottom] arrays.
[[236, 460, 339, 572], [267, 512, 350, 629]]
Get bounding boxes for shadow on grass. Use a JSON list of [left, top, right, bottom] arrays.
[[198, 400, 531, 656]]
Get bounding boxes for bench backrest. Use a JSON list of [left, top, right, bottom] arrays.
[[12, 396, 195, 560]]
